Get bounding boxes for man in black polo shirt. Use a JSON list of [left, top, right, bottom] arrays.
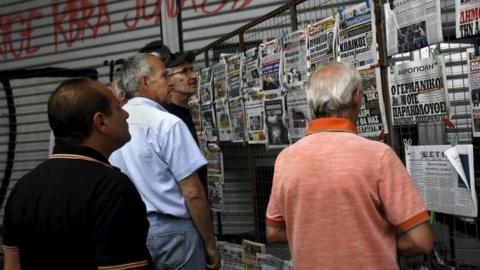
[[139, 41, 208, 190], [3, 78, 151, 270]]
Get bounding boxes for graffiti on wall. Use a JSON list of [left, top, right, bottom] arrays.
[[0, 0, 252, 60]]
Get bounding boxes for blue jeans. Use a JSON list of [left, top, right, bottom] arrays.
[[147, 213, 206, 270]]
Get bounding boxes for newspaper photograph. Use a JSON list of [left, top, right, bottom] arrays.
[[260, 38, 282, 91], [199, 67, 213, 104], [256, 253, 284, 270], [213, 62, 228, 100], [384, 0, 443, 55], [245, 94, 268, 144], [468, 51, 480, 137], [200, 103, 218, 142], [456, 0, 480, 38], [308, 15, 337, 71], [283, 29, 309, 84], [338, 0, 377, 68], [208, 174, 224, 212], [243, 47, 263, 95], [228, 97, 247, 142], [388, 57, 449, 126], [188, 99, 202, 134], [242, 239, 266, 270], [217, 241, 243, 270], [286, 81, 311, 143], [227, 54, 243, 99], [265, 96, 290, 148], [215, 99, 233, 141], [405, 144, 477, 217], [357, 67, 388, 137]]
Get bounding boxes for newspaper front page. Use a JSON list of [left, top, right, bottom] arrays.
[[217, 241, 243, 270], [199, 67, 213, 104], [338, 0, 377, 68], [265, 96, 290, 148], [467, 51, 480, 137], [286, 81, 311, 143], [388, 57, 449, 126], [207, 174, 224, 212], [228, 96, 246, 142], [261, 38, 282, 91], [456, 0, 480, 38], [405, 144, 478, 217], [215, 99, 233, 141], [242, 240, 266, 270], [283, 29, 309, 84], [385, 0, 443, 55], [243, 47, 263, 95], [256, 253, 284, 270], [201, 103, 218, 142], [227, 54, 243, 99], [245, 94, 268, 144], [308, 15, 337, 70], [357, 67, 388, 137], [213, 62, 228, 100]]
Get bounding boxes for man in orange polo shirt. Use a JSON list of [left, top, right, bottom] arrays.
[[266, 62, 433, 269]]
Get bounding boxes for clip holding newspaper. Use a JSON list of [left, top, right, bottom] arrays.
[[405, 144, 478, 217]]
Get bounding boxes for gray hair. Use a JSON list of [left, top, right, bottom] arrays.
[[119, 54, 153, 98], [306, 62, 362, 119]]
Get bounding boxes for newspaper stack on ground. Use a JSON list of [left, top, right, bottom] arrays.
[[384, 0, 443, 55], [388, 57, 449, 126], [456, 0, 480, 39], [242, 239, 266, 270], [405, 144, 477, 217], [217, 241, 243, 270], [260, 38, 282, 92], [283, 29, 309, 84], [467, 50, 480, 137], [357, 67, 388, 138], [256, 253, 284, 270], [308, 15, 337, 71], [338, 0, 377, 68]]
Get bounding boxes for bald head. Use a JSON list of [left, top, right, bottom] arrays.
[[306, 62, 362, 119], [48, 78, 113, 144]]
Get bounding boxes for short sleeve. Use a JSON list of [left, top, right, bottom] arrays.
[[93, 178, 150, 269], [378, 148, 429, 231], [161, 121, 207, 181], [266, 155, 286, 228]]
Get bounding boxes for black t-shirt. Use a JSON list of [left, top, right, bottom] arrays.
[[164, 103, 208, 189], [3, 144, 151, 270]]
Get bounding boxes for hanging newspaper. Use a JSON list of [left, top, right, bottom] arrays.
[[217, 241, 243, 270], [384, 0, 443, 55], [256, 253, 284, 270], [260, 38, 282, 92], [188, 99, 201, 134], [405, 144, 477, 217], [338, 0, 377, 68], [215, 98, 233, 141], [243, 47, 263, 95], [286, 81, 311, 143], [201, 103, 218, 142], [283, 29, 309, 84], [388, 57, 449, 126], [308, 15, 337, 70], [357, 67, 388, 137], [456, 0, 480, 38], [265, 96, 290, 148], [199, 67, 213, 104], [207, 174, 224, 212], [245, 94, 268, 144], [468, 51, 480, 137], [207, 143, 224, 178], [213, 62, 228, 100], [228, 97, 246, 142], [242, 239, 266, 270], [227, 54, 242, 99]]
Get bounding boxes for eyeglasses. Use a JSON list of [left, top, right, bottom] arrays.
[[167, 67, 194, 77]]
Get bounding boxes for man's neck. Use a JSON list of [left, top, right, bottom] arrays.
[[171, 92, 190, 108]]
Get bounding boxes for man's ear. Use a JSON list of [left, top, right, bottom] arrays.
[[92, 112, 109, 135]]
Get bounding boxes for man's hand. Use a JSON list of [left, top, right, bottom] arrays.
[[205, 245, 221, 270]]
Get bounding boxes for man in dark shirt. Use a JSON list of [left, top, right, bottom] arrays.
[[139, 41, 208, 189], [3, 78, 151, 270]]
